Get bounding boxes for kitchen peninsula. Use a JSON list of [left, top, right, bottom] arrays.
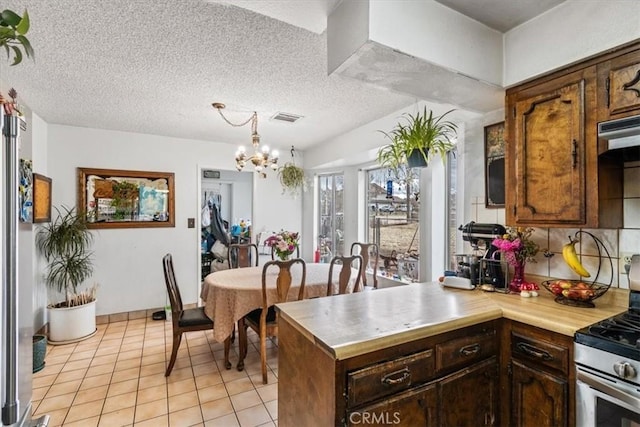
[[276, 283, 628, 426]]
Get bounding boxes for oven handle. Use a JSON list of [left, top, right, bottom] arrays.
[[577, 369, 640, 409]]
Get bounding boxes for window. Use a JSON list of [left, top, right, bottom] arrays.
[[446, 150, 458, 271], [317, 173, 344, 262], [365, 166, 420, 281]]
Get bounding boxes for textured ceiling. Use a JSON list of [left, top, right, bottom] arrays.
[[0, 0, 564, 153]]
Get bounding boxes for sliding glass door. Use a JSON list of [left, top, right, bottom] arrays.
[[317, 173, 344, 262]]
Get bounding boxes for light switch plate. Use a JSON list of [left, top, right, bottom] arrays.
[[187, 218, 195, 228]]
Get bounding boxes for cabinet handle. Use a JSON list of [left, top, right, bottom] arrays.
[[459, 343, 481, 356], [381, 368, 411, 386], [516, 342, 554, 361], [572, 139, 578, 168]]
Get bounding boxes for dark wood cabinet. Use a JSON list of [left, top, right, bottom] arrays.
[[504, 42, 635, 228], [439, 357, 499, 427], [507, 68, 594, 226], [501, 320, 574, 427], [510, 360, 567, 427], [598, 47, 640, 121], [347, 384, 437, 427], [278, 318, 499, 426]]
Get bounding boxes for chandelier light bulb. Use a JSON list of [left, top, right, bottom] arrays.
[[272, 150, 279, 159], [255, 164, 263, 172], [261, 145, 270, 154], [270, 162, 278, 171]]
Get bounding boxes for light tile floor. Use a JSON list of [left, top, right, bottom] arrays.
[[32, 318, 279, 426]]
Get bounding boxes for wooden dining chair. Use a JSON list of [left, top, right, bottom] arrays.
[[270, 244, 300, 260], [162, 253, 214, 376], [327, 254, 364, 296], [238, 258, 307, 384], [351, 242, 379, 289], [228, 243, 259, 268]]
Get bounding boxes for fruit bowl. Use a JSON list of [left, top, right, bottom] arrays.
[[540, 279, 610, 308]]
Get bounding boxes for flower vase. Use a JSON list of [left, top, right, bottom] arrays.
[[509, 261, 527, 293], [278, 253, 290, 261]]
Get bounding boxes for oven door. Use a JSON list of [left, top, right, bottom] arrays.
[[577, 366, 640, 426]]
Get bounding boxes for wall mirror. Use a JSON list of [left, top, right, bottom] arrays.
[[78, 167, 175, 229]]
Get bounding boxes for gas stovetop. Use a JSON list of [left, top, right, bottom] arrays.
[[575, 308, 640, 361]]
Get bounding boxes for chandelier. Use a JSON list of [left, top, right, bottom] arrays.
[[212, 102, 279, 175]]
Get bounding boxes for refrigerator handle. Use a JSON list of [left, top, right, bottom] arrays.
[[1, 113, 20, 426]]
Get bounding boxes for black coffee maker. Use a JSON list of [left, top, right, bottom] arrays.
[[457, 222, 507, 287]]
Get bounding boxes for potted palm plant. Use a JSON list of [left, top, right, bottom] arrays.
[[36, 206, 98, 343], [378, 108, 458, 169]]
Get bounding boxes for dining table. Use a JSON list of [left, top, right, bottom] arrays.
[[200, 262, 356, 369]]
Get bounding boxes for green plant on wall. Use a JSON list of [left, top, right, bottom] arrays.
[[0, 8, 33, 65], [111, 181, 139, 220]]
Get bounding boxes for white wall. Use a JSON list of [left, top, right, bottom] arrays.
[[504, 0, 640, 86], [46, 124, 300, 315], [369, 0, 503, 86], [30, 113, 49, 331]]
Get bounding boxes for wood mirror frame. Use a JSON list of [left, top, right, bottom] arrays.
[[77, 167, 175, 229]]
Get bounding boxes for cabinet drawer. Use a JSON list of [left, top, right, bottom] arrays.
[[347, 383, 436, 427], [511, 332, 568, 375], [435, 330, 496, 372], [347, 350, 434, 408]]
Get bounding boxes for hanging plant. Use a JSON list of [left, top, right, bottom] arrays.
[[278, 146, 307, 196], [377, 107, 457, 169], [0, 8, 33, 65]]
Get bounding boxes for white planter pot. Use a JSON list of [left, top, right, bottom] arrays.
[[47, 300, 97, 344]]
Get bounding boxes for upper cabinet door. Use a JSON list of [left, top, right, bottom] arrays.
[[508, 69, 592, 225], [599, 49, 640, 119]]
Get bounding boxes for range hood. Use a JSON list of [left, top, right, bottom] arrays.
[[598, 114, 640, 151]]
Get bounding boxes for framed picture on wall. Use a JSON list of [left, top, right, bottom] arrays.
[[33, 173, 52, 223], [77, 167, 175, 229], [484, 122, 505, 208]]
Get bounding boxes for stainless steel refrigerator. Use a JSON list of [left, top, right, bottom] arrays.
[[1, 106, 43, 426]]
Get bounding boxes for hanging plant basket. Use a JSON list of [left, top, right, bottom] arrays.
[[407, 149, 429, 168], [278, 146, 307, 195], [377, 108, 457, 172], [278, 162, 306, 195]]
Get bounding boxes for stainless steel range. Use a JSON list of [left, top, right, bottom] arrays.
[[574, 255, 640, 426]]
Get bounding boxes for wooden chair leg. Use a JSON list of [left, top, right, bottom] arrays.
[[165, 332, 182, 376], [237, 318, 247, 371], [260, 322, 268, 384], [223, 336, 232, 370]]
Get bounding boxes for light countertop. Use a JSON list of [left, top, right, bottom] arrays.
[[276, 282, 629, 360]]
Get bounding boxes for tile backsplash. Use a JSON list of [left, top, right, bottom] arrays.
[[468, 161, 640, 289]]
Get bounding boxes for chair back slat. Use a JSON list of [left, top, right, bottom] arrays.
[[350, 242, 379, 289], [328, 254, 364, 295], [261, 258, 306, 309], [162, 253, 183, 316], [228, 243, 259, 268]]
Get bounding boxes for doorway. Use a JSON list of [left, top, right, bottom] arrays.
[[197, 167, 253, 286]]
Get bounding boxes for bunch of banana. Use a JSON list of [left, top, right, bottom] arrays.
[[562, 237, 590, 277]]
